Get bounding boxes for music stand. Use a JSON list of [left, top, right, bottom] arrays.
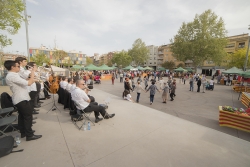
[[47, 91, 61, 113]]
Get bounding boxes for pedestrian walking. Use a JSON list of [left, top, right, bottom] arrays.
[[111, 72, 115, 85], [197, 78, 201, 92], [189, 76, 194, 91]]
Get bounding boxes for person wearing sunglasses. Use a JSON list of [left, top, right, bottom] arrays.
[[71, 79, 115, 123], [4, 60, 42, 141]]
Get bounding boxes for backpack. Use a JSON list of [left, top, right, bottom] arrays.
[[0, 136, 24, 158]]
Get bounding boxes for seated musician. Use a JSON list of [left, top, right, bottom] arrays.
[[71, 79, 115, 123], [59, 76, 68, 89], [66, 78, 73, 92]]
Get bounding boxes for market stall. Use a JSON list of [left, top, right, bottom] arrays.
[[219, 106, 250, 133], [241, 92, 250, 108]]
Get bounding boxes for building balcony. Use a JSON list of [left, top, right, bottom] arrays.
[[158, 51, 164, 55]]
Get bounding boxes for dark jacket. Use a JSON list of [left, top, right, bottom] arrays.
[[197, 79, 201, 86]]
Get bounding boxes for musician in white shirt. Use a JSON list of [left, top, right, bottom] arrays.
[[4, 60, 42, 141], [60, 76, 68, 89], [71, 79, 115, 123], [66, 78, 73, 92]]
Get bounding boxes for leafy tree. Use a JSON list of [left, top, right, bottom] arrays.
[[0, 0, 25, 47], [128, 38, 149, 66], [30, 53, 50, 66], [64, 58, 73, 69], [227, 48, 250, 70], [161, 61, 175, 71], [177, 63, 185, 68], [86, 56, 93, 65], [107, 60, 113, 67], [111, 50, 132, 68], [52, 50, 68, 67], [170, 10, 228, 72]]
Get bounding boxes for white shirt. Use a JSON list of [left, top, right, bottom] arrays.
[[60, 81, 68, 89], [125, 94, 132, 102], [159, 80, 165, 89], [18, 67, 29, 79], [70, 84, 76, 93], [71, 87, 90, 110], [5, 71, 30, 105], [210, 80, 214, 85], [66, 83, 72, 92], [26, 70, 37, 92]]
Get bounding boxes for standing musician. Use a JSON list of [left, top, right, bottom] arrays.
[[4, 60, 42, 141], [26, 62, 42, 109], [15, 57, 39, 115]]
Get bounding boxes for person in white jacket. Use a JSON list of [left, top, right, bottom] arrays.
[[134, 81, 146, 103]]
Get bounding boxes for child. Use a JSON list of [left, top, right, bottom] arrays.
[[123, 90, 134, 102], [134, 81, 146, 103], [146, 81, 160, 105], [162, 83, 169, 103]]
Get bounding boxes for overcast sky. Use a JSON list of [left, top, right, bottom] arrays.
[[3, 0, 250, 56]]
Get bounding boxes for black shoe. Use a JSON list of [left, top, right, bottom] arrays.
[[104, 114, 115, 119], [33, 116, 37, 120], [32, 121, 36, 124], [108, 114, 115, 118], [21, 130, 35, 138], [34, 109, 39, 112], [34, 105, 41, 108], [33, 111, 39, 114], [95, 117, 103, 123], [38, 101, 44, 104], [26, 135, 42, 141]]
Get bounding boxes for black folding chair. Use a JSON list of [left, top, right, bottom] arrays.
[[0, 116, 18, 136], [0, 107, 15, 118], [72, 101, 95, 130]]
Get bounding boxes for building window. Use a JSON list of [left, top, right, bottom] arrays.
[[238, 42, 245, 48], [226, 43, 235, 48], [154, 62, 156, 64], [150, 63, 152, 64]]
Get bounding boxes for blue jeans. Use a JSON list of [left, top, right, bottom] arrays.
[[150, 95, 155, 103], [190, 82, 193, 91], [136, 93, 141, 102]]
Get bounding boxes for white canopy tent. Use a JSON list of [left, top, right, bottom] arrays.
[[51, 65, 69, 77]]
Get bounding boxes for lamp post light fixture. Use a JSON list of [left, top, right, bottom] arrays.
[[243, 25, 250, 71]]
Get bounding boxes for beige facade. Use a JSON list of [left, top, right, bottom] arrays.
[[201, 33, 249, 68], [158, 45, 184, 67]]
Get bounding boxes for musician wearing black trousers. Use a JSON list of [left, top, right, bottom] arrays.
[[4, 60, 42, 141]]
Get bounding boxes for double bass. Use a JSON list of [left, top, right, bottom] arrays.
[[48, 64, 59, 94]]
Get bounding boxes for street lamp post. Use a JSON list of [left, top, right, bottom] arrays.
[[23, 0, 30, 61], [243, 25, 250, 71]]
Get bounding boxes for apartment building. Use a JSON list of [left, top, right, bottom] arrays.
[[144, 45, 158, 70], [158, 44, 183, 67], [29, 46, 86, 65], [197, 33, 250, 76]]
